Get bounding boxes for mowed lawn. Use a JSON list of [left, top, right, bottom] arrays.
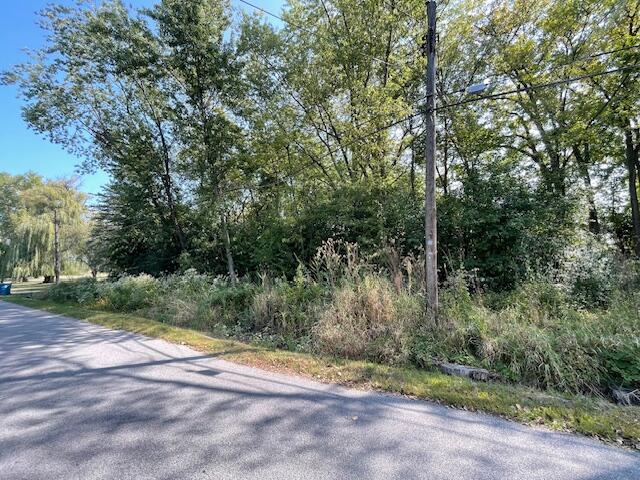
[[5, 275, 107, 297]]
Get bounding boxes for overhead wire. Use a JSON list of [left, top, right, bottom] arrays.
[[434, 64, 640, 111], [236, 0, 408, 69], [425, 43, 640, 102], [240, 62, 640, 191]]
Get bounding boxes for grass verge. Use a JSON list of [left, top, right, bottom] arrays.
[[4, 295, 639, 449]]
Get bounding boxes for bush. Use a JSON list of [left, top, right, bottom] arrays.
[[438, 172, 577, 291], [47, 278, 101, 305], [559, 236, 617, 308], [41, 242, 640, 397], [147, 271, 260, 332], [250, 268, 326, 342], [413, 273, 640, 393], [100, 275, 161, 312]]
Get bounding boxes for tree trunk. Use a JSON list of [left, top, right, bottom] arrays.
[[221, 214, 238, 284], [53, 209, 61, 284], [409, 117, 416, 198], [410, 140, 416, 199], [441, 116, 450, 196], [160, 173, 187, 252], [548, 153, 566, 196], [573, 144, 600, 235], [625, 127, 640, 258]]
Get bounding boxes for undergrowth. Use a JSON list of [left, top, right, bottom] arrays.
[[42, 239, 640, 398]]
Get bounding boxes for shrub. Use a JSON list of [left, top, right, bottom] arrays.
[[205, 281, 260, 328], [558, 237, 617, 308], [149, 272, 260, 331], [251, 270, 325, 338], [47, 278, 101, 305], [413, 274, 640, 393], [99, 274, 161, 312], [594, 292, 640, 388], [437, 172, 577, 291], [146, 270, 214, 327]]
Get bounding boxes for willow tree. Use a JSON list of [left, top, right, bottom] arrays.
[[0, 174, 87, 282]]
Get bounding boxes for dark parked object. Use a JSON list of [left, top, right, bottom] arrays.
[[0, 283, 11, 296]]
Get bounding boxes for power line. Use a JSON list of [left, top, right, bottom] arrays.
[[434, 64, 640, 111], [231, 113, 415, 192], [243, 62, 640, 190], [500, 43, 640, 78], [243, 64, 640, 191], [236, 0, 406, 69], [88, 62, 633, 203], [425, 44, 640, 102], [568, 43, 640, 63], [89, 63, 640, 198], [237, 0, 288, 25]]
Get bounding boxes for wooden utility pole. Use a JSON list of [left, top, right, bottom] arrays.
[[625, 125, 640, 258], [424, 0, 438, 319]]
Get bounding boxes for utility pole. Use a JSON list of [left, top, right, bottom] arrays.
[[423, 0, 438, 320]]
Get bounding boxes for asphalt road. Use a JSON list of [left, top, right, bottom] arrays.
[[1, 301, 639, 480]]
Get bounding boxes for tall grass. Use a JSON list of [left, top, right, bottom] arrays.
[[43, 240, 640, 397], [313, 274, 422, 364]]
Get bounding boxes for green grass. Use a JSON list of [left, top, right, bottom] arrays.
[[8, 280, 56, 296], [3, 295, 639, 449], [6, 274, 106, 296]]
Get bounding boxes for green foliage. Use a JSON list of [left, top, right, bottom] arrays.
[[100, 275, 162, 312], [232, 183, 422, 276], [0, 173, 88, 280], [251, 271, 326, 339], [41, 243, 640, 397], [92, 181, 184, 276], [413, 271, 640, 394], [47, 278, 101, 305], [438, 170, 577, 290]]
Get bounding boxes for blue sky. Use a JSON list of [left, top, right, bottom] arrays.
[[0, 0, 284, 195]]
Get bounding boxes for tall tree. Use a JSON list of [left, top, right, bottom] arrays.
[[4, 0, 248, 277], [0, 174, 87, 282], [4, 1, 189, 269], [148, 0, 245, 282]]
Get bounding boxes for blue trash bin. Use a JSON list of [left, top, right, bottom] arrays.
[[0, 283, 11, 296]]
